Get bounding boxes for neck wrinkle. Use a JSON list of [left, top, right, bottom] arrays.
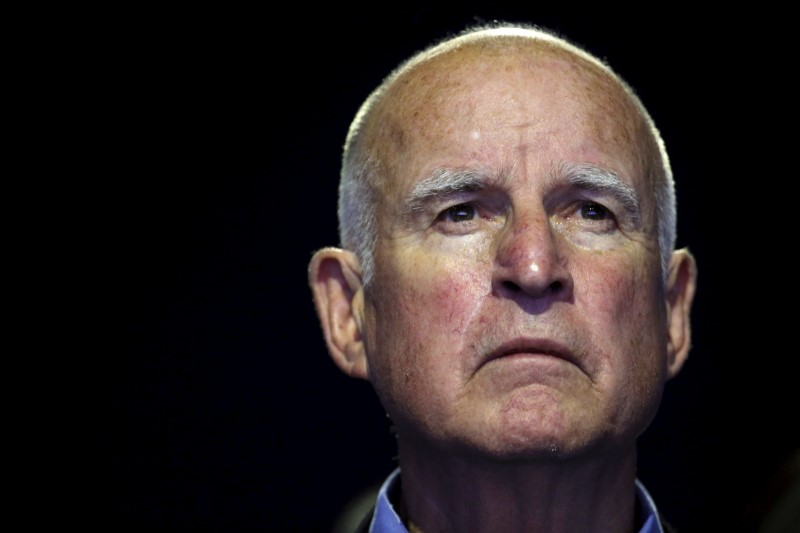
[[396, 442, 639, 533]]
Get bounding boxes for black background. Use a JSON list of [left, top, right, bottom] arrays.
[[116, 5, 799, 532]]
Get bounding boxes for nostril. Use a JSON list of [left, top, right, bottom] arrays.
[[502, 281, 521, 293], [549, 281, 563, 293]]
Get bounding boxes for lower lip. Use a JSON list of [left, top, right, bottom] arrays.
[[494, 352, 564, 362], [481, 353, 577, 383], [485, 352, 574, 371]]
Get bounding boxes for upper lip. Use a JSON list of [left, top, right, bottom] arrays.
[[482, 337, 581, 370]]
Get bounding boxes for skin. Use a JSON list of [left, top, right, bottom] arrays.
[[310, 33, 696, 533]]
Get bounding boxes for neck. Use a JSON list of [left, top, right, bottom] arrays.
[[395, 442, 640, 533]]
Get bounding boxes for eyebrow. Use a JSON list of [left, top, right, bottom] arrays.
[[403, 168, 501, 214], [401, 163, 642, 227], [560, 163, 642, 227]]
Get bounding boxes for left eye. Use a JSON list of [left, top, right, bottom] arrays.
[[441, 204, 476, 222], [579, 202, 611, 220]]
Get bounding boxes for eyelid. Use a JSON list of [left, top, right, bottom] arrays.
[[432, 191, 498, 217], [437, 200, 481, 220], [554, 164, 643, 229], [437, 203, 477, 222], [553, 193, 620, 221], [578, 199, 613, 215]]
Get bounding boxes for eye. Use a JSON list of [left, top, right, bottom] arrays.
[[439, 203, 476, 222], [579, 201, 611, 221]]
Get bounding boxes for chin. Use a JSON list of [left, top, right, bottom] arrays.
[[444, 425, 607, 464], [497, 437, 596, 462]]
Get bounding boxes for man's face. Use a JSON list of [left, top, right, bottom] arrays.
[[359, 50, 673, 460]]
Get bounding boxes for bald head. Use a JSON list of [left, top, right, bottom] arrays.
[[339, 25, 675, 284]]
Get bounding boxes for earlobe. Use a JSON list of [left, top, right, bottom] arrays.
[[308, 247, 369, 380], [665, 248, 698, 379]]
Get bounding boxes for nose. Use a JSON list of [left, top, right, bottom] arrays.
[[492, 209, 573, 306]]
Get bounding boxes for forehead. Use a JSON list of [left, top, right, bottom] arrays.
[[368, 38, 653, 201]]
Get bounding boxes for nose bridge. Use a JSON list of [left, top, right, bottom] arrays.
[[493, 199, 571, 298], [498, 201, 558, 268]]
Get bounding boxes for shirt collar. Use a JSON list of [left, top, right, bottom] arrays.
[[369, 467, 665, 533]]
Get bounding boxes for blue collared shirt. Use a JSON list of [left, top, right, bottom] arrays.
[[369, 467, 665, 533]]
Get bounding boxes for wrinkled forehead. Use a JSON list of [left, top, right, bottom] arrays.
[[367, 37, 656, 200]]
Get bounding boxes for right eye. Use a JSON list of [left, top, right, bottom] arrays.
[[438, 203, 476, 222], [579, 201, 613, 222]]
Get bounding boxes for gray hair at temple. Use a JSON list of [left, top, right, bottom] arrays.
[[337, 23, 676, 287]]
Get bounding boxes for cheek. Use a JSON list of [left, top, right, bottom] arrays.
[[578, 249, 665, 333], [377, 251, 490, 336], [577, 256, 668, 422], [364, 251, 491, 419]]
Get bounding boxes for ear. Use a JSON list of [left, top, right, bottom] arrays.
[[308, 247, 369, 380], [664, 248, 698, 380]]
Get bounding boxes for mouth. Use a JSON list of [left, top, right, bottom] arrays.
[[482, 337, 581, 370]]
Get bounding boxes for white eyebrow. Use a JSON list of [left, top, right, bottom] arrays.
[[561, 163, 642, 227], [401, 164, 642, 226], [403, 168, 500, 213]]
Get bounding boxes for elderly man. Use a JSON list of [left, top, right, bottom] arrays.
[[309, 22, 697, 533]]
